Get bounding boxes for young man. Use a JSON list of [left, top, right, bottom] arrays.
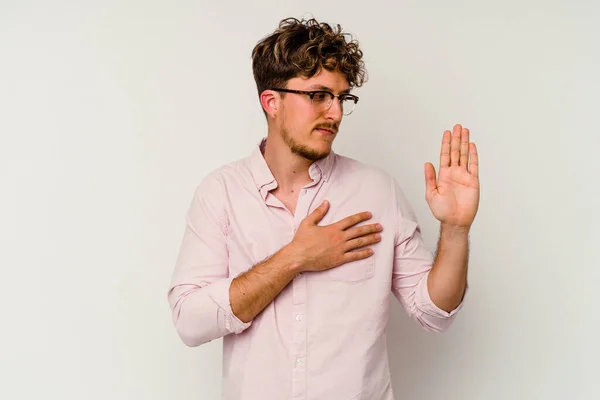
[[168, 17, 480, 400]]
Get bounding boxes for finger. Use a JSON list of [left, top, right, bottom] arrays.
[[342, 248, 374, 263], [450, 124, 461, 166], [469, 142, 479, 177], [345, 233, 381, 252], [345, 223, 382, 240], [440, 130, 451, 167], [306, 200, 330, 225], [460, 127, 469, 167], [336, 211, 372, 230], [424, 162, 437, 195]]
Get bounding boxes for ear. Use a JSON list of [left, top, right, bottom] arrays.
[[260, 90, 278, 118]]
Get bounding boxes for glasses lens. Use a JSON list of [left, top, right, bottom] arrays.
[[311, 92, 331, 113], [341, 97, 356, 115], [310, 92, 357, 115]]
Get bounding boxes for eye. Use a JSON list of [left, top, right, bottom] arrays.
[[311, 92, 329, 102]]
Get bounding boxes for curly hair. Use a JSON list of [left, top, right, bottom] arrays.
[[251, 17, 367, 100]]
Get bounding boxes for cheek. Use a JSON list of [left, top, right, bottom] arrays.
[[285, 112, 314, 136]]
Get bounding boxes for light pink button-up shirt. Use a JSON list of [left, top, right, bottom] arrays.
[[168, 139, 463, 400]]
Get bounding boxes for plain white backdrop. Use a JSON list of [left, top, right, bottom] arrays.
[[1, 1, 599, 399]]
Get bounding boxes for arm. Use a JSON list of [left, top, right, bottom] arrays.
[[390, 178, 463, 333], [229, 248, 300, 323], [427, 224, 469, 313], [168, 175, 254, 347], [398, 122, 479, 325]]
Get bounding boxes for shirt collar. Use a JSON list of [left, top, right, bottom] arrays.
[[248, 138, 335, 193]]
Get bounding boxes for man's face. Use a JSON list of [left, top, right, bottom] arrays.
[[277, 69, 350, 161]]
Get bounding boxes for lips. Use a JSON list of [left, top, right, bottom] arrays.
[[315, 128, 337, 135]]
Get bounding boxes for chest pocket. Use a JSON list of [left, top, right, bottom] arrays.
[[326, 254, 375, 282]]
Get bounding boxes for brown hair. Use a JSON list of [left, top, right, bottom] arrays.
[[251, 17, 367, 101]]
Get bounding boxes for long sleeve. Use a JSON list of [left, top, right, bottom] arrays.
[[167, 175, 252, 347], [389, 177, 465, 333]]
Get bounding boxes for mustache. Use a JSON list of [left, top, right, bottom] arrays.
[[314, 123, 339, 133]]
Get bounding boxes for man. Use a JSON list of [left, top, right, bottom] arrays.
[[168, 17, 480, 400]]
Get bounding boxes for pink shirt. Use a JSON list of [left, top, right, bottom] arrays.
[[168, 139, 463, 400]]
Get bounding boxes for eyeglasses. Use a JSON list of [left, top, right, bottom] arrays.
[[269, 88, 359, 116]]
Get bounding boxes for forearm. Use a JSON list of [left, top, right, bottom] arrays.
[[427, 223, 469, 312], [230, 245, 302, 323]]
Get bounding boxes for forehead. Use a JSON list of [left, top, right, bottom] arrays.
[[288, 69, 351, 93]]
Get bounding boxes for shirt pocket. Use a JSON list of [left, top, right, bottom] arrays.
[[326, 254, 375, 282]]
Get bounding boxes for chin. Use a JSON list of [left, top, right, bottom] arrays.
[[293, 142, 331, 161], [310, 143, 332, 161], [318, 138, 334, 151]]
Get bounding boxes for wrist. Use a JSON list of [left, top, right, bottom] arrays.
[[440, 223, 470, 237], [279, 244, 306, 276]]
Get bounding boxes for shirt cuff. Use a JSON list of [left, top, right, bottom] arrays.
[[208, 277, 253, 334], [416, 272, 467, 318]]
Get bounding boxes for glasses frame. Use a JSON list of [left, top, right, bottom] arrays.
[[269, 88, 359, 115]]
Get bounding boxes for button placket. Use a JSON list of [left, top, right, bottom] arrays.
[[290, 181, 326, 399], [291, 280, 307, 399], [291, 189, 310, 399]]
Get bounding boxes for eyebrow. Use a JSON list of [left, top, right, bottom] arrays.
[[306, 84, 353, 94]]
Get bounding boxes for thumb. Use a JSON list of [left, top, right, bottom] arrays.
[[424, 163, 437, 196], [306, 200, 330, 225]]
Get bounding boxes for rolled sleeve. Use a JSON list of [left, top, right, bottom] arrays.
[[415, 272, 467, 318], [208, 277, 253, 334], [409, 271, 467, 332]]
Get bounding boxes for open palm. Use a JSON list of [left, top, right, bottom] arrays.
[[424, 124, 480, 228]]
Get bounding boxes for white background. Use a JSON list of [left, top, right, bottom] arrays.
[[1, 1, 599, 399]]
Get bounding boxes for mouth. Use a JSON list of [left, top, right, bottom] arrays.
[[315, 128, 336, 135]]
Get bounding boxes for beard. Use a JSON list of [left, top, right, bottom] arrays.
[[282, 128, 328, 161], [280, 120, 337, 162]]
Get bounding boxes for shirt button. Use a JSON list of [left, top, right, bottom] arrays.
[[296, 358, 303, 367], [295, 314, 303, 322]]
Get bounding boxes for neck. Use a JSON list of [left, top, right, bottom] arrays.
[[262, 133, 314, 194]]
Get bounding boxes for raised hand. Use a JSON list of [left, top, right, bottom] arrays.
[[287, 200, 382, 272], [424, 124, 480, 229]]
